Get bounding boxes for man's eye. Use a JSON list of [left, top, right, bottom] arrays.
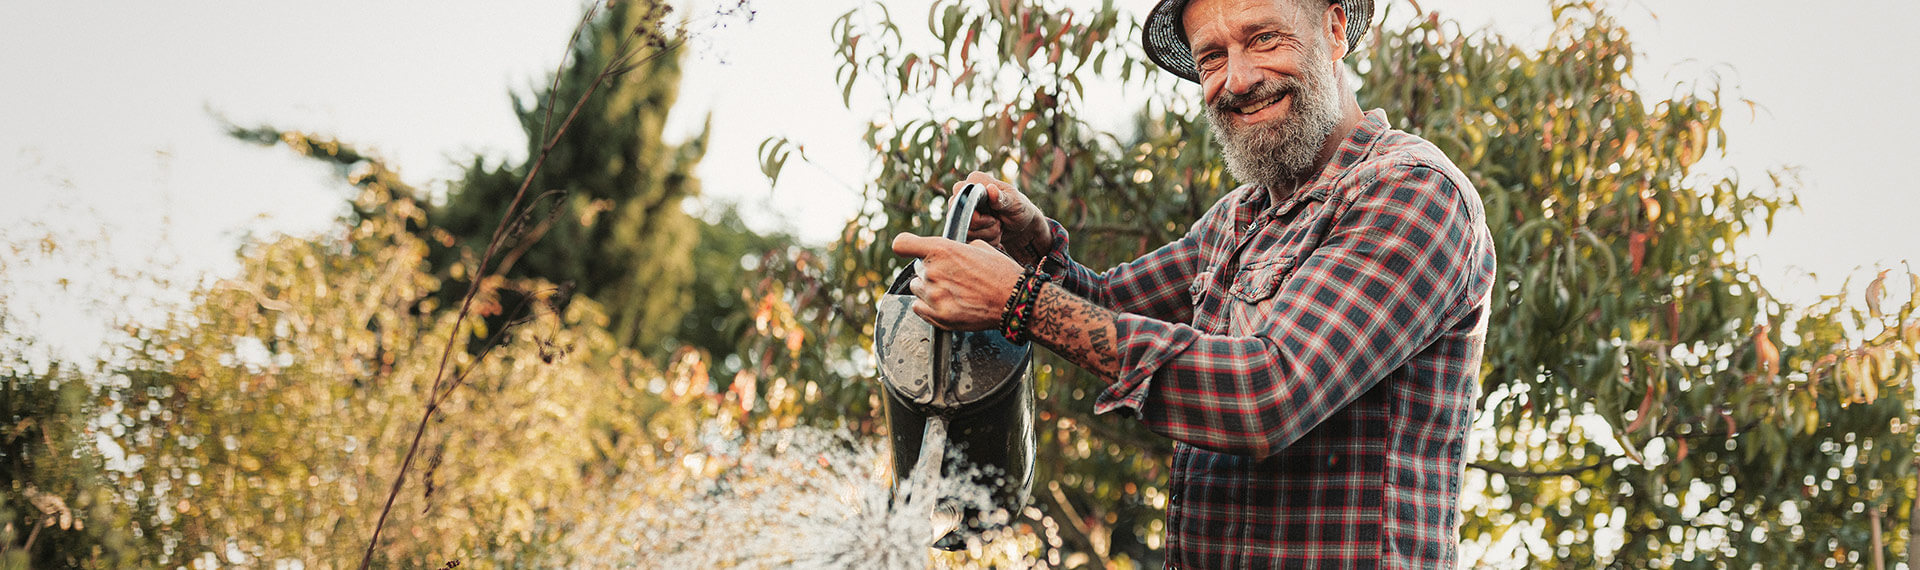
[[1196, 53, 1225, 72], [1253, 32, 1279, 46]]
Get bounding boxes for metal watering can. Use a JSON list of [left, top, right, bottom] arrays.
[[874, 183, 1036, 551]]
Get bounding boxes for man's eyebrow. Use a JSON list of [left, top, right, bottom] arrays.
[[1190, 34, 1222, 55], [1237, 17, 1297, 41]]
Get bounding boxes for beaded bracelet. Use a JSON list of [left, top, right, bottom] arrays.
[[1000, 271, 1035, 343], [1000, 265, 1052, 344]]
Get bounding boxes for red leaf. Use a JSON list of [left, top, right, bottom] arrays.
[[1624, 382, 1656, 435], [1628, 232, 1647, 274]]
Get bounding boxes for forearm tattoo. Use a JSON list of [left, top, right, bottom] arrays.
[[1029, 283, 1121, 381]]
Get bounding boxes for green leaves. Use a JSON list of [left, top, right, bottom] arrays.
[[1356, 3, 1920, 565], [756, 138, 796, 189]]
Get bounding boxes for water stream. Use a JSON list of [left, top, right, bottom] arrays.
[[559, 420, 1033, 568]]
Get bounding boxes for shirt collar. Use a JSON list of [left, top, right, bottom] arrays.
[[1235, 109, 1391, 207]]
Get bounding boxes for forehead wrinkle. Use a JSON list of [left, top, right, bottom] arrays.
[[1185, 0, 1305, 52]]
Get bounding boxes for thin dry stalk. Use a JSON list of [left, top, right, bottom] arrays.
[[1870, 506, 1885, 570], [356, 3, 690, 567], [19, 514, 49, 559]]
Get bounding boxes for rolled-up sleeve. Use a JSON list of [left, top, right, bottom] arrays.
[[1093, 165, 1479, 459], [1041, 214, 1208, 325]]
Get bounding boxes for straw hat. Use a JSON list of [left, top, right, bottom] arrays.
[[1143, 0, 1374, 83]]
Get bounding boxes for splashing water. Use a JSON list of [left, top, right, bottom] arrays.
[[558, 419, 1034, 568]]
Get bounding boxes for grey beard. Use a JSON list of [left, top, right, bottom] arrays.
[[1204, 57, 1343, 196]]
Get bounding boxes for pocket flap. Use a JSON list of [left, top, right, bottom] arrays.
[[1189, 270, 1214, 305], [1228, 256, 1293, 304]]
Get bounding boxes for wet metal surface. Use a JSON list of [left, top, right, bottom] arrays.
[[871, 184, 1037, 546]]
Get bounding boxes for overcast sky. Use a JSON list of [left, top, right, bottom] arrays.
[[2, 0, 1915, 360]]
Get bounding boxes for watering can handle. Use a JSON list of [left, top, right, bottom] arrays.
[[912, 183, 986, 275], [943, 184, 985, 242], [906, 183, 986, 406]]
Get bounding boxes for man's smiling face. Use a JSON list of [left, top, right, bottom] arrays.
[[1186, 0, 1346, 193]]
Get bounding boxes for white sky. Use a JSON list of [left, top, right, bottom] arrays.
[[1, 0, 1916, 361]]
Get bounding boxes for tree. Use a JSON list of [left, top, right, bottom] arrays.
[[1360, 5, 1920, 566], [771, 0, 1920, 566], [433, 0, 705, 356], [227, 0, 783, 388]]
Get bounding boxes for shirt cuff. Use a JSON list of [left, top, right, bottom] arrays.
[[1091, 313, 1200, 420], [1040, 218, 1073, 275]]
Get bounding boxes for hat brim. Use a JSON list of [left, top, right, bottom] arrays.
[[1143, 0, 1373, 83]]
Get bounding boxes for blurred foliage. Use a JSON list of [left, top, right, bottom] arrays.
[[1361, 5, 1920, 566], [435, 0, 705, 357], [99, 184, 671, 565], [0, 227, 144, 569], [680, 205, 810, 380], [231, 0, 774, 368], [229, 0, 799, 372], [0, 363, 139, 569], [759, 0, 1920, 567], [6, 0, 1918, 568], [0, 186, 1004, 568]]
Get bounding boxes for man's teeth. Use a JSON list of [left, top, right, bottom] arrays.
[[1237, 96, 1279, 114]]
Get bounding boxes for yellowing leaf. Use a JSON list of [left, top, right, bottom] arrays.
[[1753, 324, 1779, 378], [1865, 268, 1890, 318]]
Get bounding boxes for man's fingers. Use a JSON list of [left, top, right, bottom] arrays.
[[965, 171, 1016, 211], [908, 276, 927, 297], [968, 224, 1003, 244], [910, 299, 947, 330], [969, 211, 997, 230], [951, 176, 975, 198]]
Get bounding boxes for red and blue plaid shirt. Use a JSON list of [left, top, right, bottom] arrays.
[[1043, 110, 1495, 569]]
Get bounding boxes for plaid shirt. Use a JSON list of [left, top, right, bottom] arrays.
[[1043, 110, 1495, 569]]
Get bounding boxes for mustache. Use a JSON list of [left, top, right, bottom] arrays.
[[1210, 76, 1301, 115]]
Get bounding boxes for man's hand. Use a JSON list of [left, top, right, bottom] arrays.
[[890, 233, 1024, 331], [958, 172, 1053, 267]]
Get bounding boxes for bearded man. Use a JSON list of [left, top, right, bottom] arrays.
[[889, 0, 1495, 566]]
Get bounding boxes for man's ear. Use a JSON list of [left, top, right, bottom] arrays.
[[1325, 2, 1349, 60]]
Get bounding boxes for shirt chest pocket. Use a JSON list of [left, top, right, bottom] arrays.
[[1188, 270, 1214, 305], [1226, 256, 1294, 335]]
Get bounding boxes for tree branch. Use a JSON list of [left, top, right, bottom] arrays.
[[359, 5, 686, 568], [1039, 480, 1111, 566]]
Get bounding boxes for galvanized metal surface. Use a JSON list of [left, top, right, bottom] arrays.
[[871, 183, 1038, 548]]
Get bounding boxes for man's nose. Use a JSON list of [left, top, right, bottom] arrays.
[[1221, 52, 1262, 97]]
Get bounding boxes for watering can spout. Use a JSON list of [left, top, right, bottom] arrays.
[[875, 184, 1036, 551]]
